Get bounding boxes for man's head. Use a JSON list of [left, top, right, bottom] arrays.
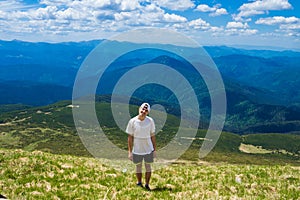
[[139, 103, 150, 115]]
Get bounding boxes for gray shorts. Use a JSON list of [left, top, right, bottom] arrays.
[[133, 152, 154, 164]]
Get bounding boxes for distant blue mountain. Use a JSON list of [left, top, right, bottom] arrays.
[[0, 40, 100, 86], [204, 45, 300, 58], [0, 80, 71, 106], [214, 54, 300, 106], [1, 39, 300, 133]]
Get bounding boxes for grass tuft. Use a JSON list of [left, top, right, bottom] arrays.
[[0, 149, 299, 199]]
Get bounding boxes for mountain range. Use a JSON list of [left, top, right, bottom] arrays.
[[0, 39, 300, 134]]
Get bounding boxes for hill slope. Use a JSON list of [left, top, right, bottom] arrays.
[[0, 148, 299, 199], [0, 100, 299, 165]]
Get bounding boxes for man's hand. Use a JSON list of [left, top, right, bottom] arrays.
[[153, 151, 157, 159], [128, 152, 133, 161]]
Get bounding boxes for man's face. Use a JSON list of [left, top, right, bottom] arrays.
[[139, 105, 149, 116]]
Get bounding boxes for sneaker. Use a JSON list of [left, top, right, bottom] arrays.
[[145, 184, 151, 191], [136, 182, 143, 187]]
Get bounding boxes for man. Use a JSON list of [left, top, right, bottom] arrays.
[[126, 103, 156, 191]]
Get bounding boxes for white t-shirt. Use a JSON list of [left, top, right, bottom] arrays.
[[126, 116, 155, 155]]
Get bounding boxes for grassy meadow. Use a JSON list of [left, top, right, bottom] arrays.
[[0, 101, 299, 199], [0, 148, 299, 199]]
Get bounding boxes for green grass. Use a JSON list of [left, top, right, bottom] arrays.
[[0, 148, 299, 199], [0, 101, 299, 165], [242, 133, 300, 155], [0, 104, 31, 114], [1, 101, 300, 198]]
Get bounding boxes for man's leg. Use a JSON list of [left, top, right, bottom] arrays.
[[133, 154, 143, 186], [144, 151, 154, 190], [145, 163, 151, 186], [136, 163, 143, 185]]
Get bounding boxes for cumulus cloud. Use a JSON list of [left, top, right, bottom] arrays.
[[226, 22, 249, 29], [256, 16, 300, 25], [0, 0, 38, 11], [0, 0, 298, 47], [195, 4, 228, 16], [212, 8, 228, 17], [235, 0, 292, 20], [279, 23, 300, 37], [152, 0, 195, 11], [224, 21, 258, 37], [195, 4, 215, 12], [163, 13, 187, 23], [118, 0, 140, 11], [225, 28, 258, 36], [189, 18, 211, 30], [0, 0, 189, 40], [256, 16, 300, 38], [280, 23, 300, 30]]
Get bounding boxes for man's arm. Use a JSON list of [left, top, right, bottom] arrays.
[[128, 135, 133, 160], [151, 133, 157, 158]]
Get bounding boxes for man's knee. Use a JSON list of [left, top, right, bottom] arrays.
[[136, 163, 142, 173], [145, 163, 151, 172]]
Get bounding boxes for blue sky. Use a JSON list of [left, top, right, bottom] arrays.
[[0, 0, 300, 49]]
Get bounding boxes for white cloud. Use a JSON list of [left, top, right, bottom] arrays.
[[224, 21, 258, 37], [113, 7, 187, 27], [241, 29, 259, 35], [30, 6, 59, 20], [114, 12, 131, 21], [39, 0, 72, 7], [163, 13, 187, 23], [0, 0, 298, 48], [240, 0, 292, 12], [280, 23, 300, 30], [213, 8, 228, 16], [117, 0, 140, 11], [235, 0, 292, 20], [0, 0, 39, 12], [225, 28, 258, 36], [195, 4, 228, 17], [0, 0, 188, 39], [153, 0, 195, 11], [195, 4, 215, 12], [226, 22, 249, 29], [210, 26, 224, 32], [256, 16, 300, 25], [189, 18, 211, 30], [278, 23, 300, 37], [256, 16, 300, 38]]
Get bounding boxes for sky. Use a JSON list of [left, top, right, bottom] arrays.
[[0, 0, 300, 49]]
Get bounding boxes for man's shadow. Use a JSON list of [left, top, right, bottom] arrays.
[[150, 186, 174, 192]]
